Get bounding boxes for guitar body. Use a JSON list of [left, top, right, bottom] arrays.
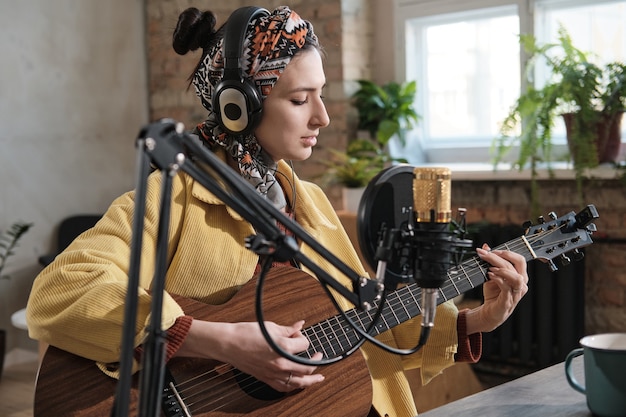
[[34, 268, 372, 417]]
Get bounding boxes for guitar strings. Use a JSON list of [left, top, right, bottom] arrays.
[[173, 364, 281, 413], [295, 223, 573, 358], [169, 223, 574, 413], [282, 224, 565, 356], [272, 224, 572, 360]]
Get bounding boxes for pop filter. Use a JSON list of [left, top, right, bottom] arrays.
[[356, 164, 415, 285]]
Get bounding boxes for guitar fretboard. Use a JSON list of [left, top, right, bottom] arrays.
[[300, 236, 535, 359]]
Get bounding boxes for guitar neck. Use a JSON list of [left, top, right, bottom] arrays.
[[301, 236, 535, 358]]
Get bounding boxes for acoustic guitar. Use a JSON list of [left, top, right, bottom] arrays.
[[33, 207, 597, 416]]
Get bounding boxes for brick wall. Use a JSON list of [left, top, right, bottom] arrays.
[[145, 1, 625, 336], [145, 0, 369, 205]]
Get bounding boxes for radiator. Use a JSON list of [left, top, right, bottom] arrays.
[[466, 223, 586, 376]]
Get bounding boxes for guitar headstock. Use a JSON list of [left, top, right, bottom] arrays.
[[523, 205, 599, 271]]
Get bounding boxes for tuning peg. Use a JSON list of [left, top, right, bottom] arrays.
[[522, 220, 532, 230], [559, 254, 571, 266], [572, 249, 585, 262], [538, 216, 545, 224], [575, 205, 600, 228], [586, 223, 597, 233], [547, 259, 558, 272], [548, 212, 558, 220]]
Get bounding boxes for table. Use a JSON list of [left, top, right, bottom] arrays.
[[420, 356, 590, 416]]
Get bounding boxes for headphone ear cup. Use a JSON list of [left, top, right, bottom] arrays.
[[212, 6, 269, 135], [213, 77, 263, 135]]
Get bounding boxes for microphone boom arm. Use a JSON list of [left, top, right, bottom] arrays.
[[113, 119, 384, 416], [176, 123, 378, 307]]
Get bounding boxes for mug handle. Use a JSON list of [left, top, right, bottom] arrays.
[[565, 348, 585, 394]]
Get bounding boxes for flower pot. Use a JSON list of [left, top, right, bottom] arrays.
[[343, 187, 366, 213], [562, 111, 623, 165]]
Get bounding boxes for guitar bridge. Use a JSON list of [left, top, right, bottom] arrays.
[[162, 368, 192, 417]]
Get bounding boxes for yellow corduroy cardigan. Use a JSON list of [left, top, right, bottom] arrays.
[[27, 152, 460, 417]]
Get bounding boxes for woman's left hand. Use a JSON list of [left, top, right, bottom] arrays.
[[465, 244, 529, 334]]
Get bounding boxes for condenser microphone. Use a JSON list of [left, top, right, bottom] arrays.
[[412, 167, 452, 328], [357, 164, 472, 351]]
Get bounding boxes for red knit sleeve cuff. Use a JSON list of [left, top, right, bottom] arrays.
[[134, 315, 194, 364], [165, 315, 193, 362], [455, 308, 482, 363]]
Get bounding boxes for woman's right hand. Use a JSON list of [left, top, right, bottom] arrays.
[[175, 319, 325, 392]]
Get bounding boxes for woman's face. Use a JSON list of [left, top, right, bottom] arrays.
[[254, 48, 330, 162]]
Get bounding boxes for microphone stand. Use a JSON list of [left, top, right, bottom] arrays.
[[112, 119, 382, 417]]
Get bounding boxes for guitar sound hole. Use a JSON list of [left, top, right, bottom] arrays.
[[233, 369, 285, 401]]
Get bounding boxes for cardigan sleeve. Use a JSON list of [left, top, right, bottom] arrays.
[[134, 315, 194, 363], [454, 308, 482, 363], [26, 170, 187, 364]]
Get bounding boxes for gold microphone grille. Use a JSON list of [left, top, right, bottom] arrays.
[[413, 167, 451, 223]]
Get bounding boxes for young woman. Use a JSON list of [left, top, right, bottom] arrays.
[[27, 6, 528, 417]]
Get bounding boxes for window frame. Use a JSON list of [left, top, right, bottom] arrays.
[[393, 0, 626, 166]]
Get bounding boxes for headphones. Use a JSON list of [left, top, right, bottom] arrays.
[[212, 6, 270, 136]]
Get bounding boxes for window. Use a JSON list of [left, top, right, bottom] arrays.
[[395, 0, 626, 165]]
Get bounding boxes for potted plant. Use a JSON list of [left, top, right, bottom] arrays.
[[326, 134, 411, 186], [352, 79, 421, 149], [0, 221, 33, 379], [493, 25, 626, 212], [321, 79, 419, 209]]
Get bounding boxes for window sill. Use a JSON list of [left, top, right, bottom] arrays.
[[432, 162, 622, 181]]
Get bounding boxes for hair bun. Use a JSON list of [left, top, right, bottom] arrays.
[[173, 8, 217, 55]]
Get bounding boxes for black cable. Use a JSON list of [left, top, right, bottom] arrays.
[[254, 254, 431, 366], [178, 128, 434, 358]]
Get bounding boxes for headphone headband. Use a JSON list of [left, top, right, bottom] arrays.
[[222, 7, 268, 77]]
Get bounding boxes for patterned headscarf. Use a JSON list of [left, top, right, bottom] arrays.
[[191, 6, 317, 209]]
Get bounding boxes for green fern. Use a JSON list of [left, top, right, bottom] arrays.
[[494, 24, 626, 214]]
